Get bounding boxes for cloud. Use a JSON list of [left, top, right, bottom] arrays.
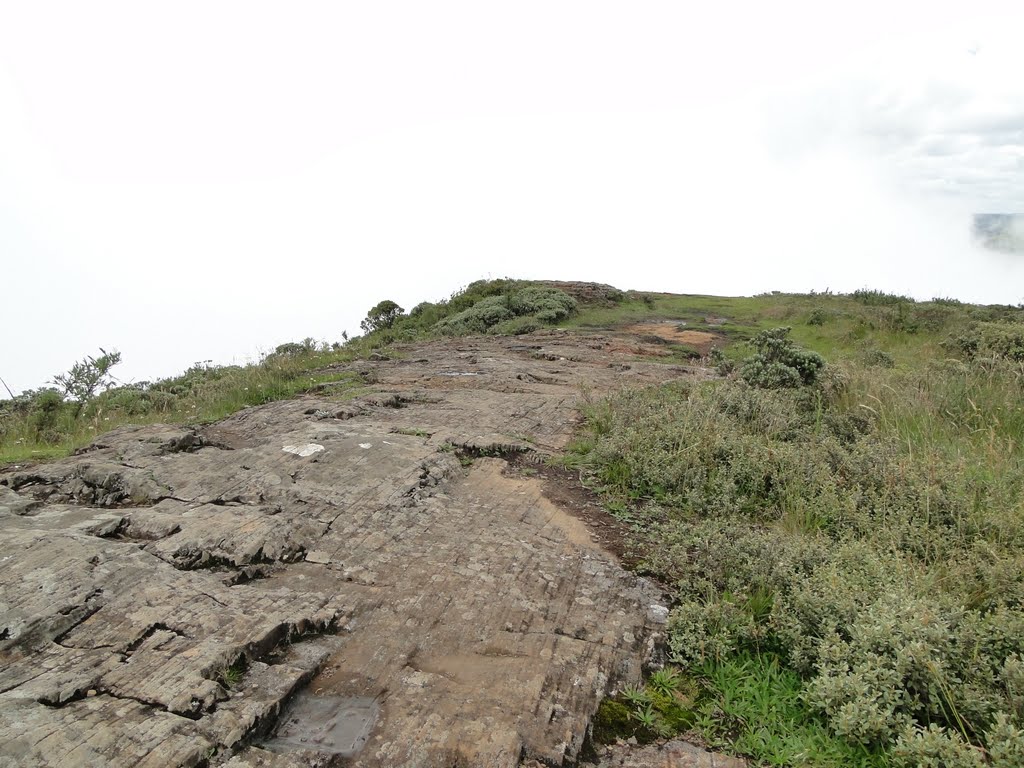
[[2, 1, 1023, 393]]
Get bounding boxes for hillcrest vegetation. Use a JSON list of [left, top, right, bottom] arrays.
[[3, 281, 1024, 765]]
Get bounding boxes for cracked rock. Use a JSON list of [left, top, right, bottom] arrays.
[[1, 330, 717, 768]]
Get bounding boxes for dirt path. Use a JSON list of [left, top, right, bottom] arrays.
[[0, 329, 724, 767]]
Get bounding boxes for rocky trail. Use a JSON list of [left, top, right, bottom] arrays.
[[1, 329, 742, 767]]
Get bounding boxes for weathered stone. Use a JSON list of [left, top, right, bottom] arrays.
[[0, 329, 728, 767]]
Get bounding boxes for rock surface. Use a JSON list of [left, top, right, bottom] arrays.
[[1, 329, 727, 767], [591, 740, 747, 768]]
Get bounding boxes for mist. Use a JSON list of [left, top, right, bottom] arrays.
[[2, 1, 1022, 393]]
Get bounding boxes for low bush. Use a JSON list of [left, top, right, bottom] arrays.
[[505, 286, 577, 322], [807, 307, 831, 325], [863, 348, 895, 368], [945, 321, 1024, 362], [434, 295, 513, 335], [433, 286, 577, 336], [851, 289, 915, 306], [739, 327, 825, 388]]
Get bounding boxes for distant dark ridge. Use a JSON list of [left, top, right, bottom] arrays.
[[973, 213, 1024, 254]]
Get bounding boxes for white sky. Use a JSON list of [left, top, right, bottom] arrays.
[[2, 1, 1023, 393]]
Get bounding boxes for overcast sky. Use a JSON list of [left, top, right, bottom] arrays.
[[2, 1, 1023, 393]]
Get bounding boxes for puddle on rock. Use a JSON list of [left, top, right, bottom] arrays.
[[263, 692, 379, 757]]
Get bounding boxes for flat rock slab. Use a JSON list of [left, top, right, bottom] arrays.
[[0, 330, 710, 767], [264, 692, 379, 756]]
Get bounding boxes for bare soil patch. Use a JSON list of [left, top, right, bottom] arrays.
[[623, 322, 721, 354], [505, 454, 643, 571]]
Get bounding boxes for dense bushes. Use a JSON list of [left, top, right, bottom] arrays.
[[740, 327, 825, 388], [946, 322, 1024, 362], [570, 329, 1024, 763], [851, 289, 915, 306], [358, 280, 580, 339], [433, 285, 577, 335]]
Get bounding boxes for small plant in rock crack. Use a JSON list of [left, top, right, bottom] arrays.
[[220, 657, 247, 688]]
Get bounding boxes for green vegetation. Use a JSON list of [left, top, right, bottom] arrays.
[[0, 340, 368, 465], [6, 278, 1024, 766], [567, 291, 1024, 765], [360, 299, 405, 333], [219, 655, 248, 689], [364, 279, 581, 340], [740, 327, 825, 389], [593, 667, 697, 744], [52, 347, 123, 416]]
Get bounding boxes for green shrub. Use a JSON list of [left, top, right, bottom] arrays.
[[506, 286, 577, 322], [893, 724, 985, 768], [881, 303, 922, 334], [808, 307, 831, 325], [434, 295, 513, 335], [28, 389, 69, 443], [863, 348, 895, 368], [489, 316, 541, 335], [946, 322, 1024, 362], [52, 348, 122, 415], [911, 304, 958, 332], [807, 591, 962, 744], [852, 289, 915, 306], [97, 385, 175, 417], [406, 301, 446, 330], [445, 278, 521, 314], [740, 328, 825, 389], [360, 299, 405, 333], [987, 713, 1024, 766], [434, 286, 576, 336]]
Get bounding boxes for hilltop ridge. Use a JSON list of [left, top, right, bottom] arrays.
[[2, 282, 1023, 767]]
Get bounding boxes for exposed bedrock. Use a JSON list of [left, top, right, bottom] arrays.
[[1, 330, 713, 767]]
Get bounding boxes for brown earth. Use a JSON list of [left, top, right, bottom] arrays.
[[0, 327, 740, 768], [621, 324, 721, 355]]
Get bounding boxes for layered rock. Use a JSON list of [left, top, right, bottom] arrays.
[[1, 330, 701, 767]]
